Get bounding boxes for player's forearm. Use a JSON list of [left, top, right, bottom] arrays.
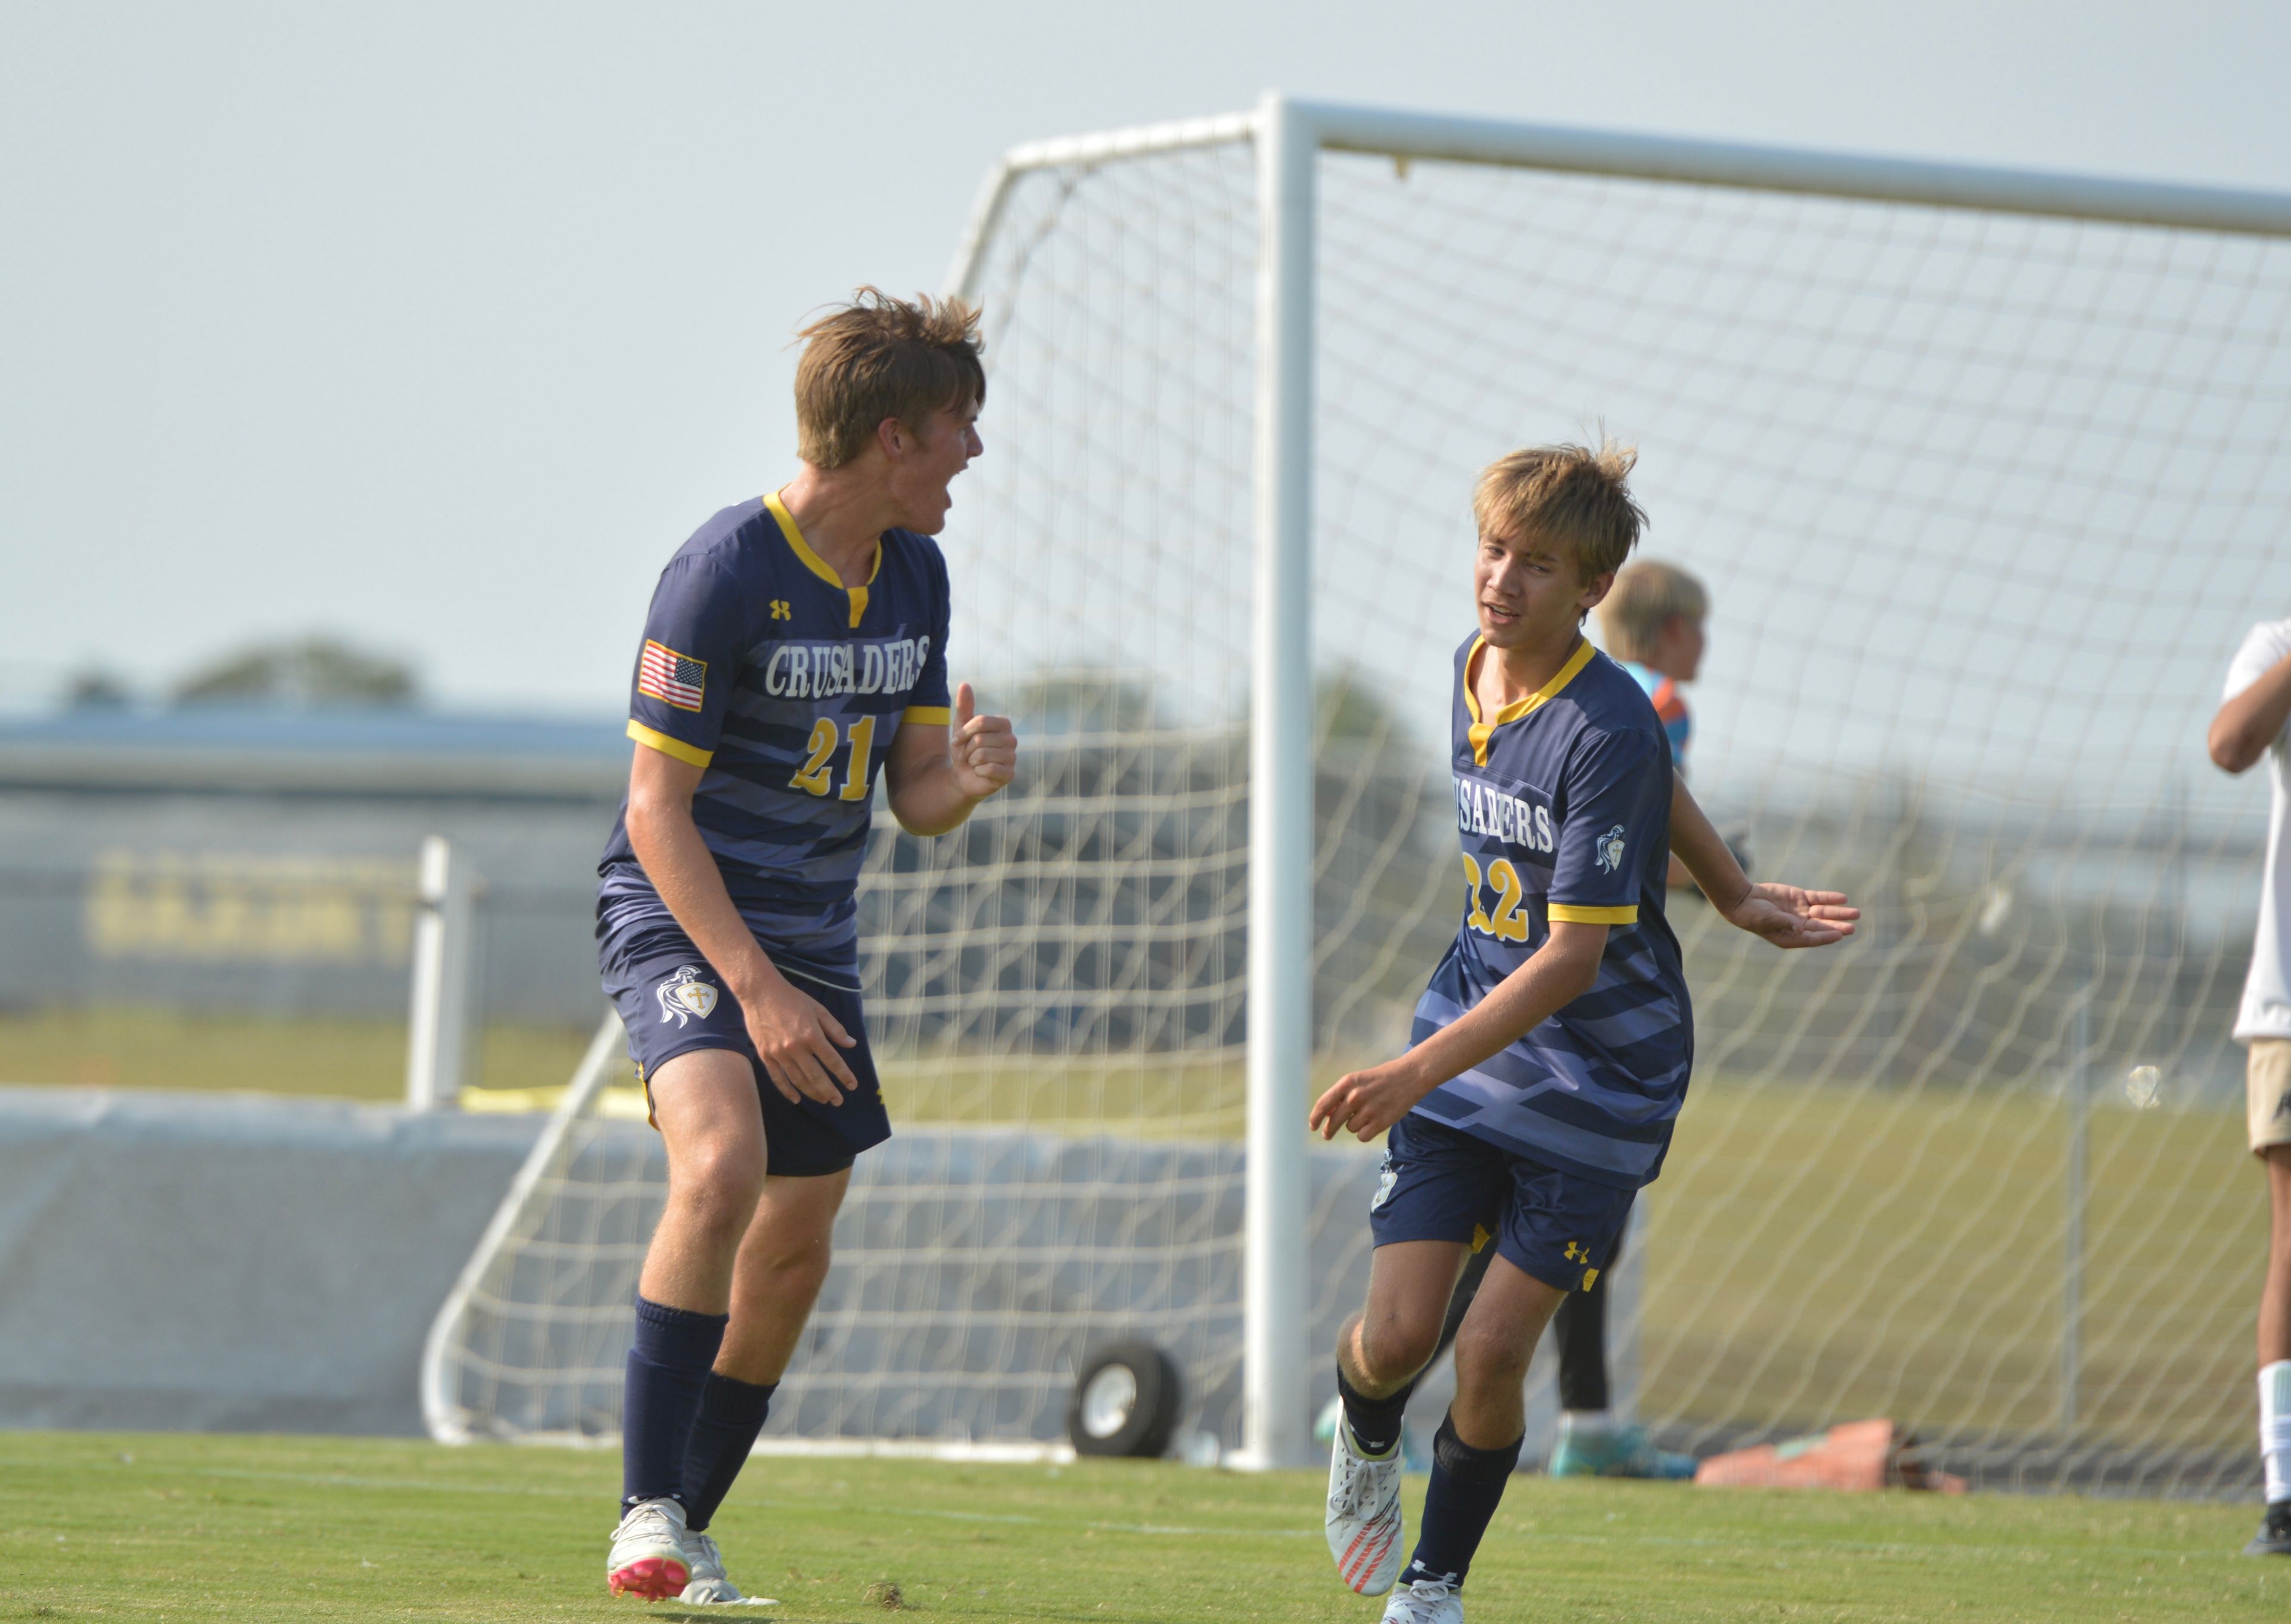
[[887, 759, 990, 837], [1398, 932, 1604, 1091], [1669, 777, 1750, 911], [625, 798, 783, 998], [2211, 651, 2291, 774]]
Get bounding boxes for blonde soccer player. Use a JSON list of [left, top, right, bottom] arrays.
[[595, 292, 1015, 1602], [1358, 553, 1824, 1486], [1310, 442, 1852, 1622]]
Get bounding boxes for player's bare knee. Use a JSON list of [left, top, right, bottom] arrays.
[[1358, 1311, 1441, 1388], [746, 1229, 833, 1292], [1450, 1317, 1533, 1391], [673, 1148, 767, 1241]]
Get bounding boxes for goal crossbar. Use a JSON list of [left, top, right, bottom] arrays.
[[951, 96, 2291, 299]]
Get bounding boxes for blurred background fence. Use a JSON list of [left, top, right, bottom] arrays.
[[0, 708, 619, 1101], [16, 705, 2254, 1110]]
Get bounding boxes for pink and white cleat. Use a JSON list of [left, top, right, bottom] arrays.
[[607, 1497, 691, 1600], [1326, 1420, 1406, 1595]]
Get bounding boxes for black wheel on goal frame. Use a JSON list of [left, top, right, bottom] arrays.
[[1067, 1342, 1183, 1458]]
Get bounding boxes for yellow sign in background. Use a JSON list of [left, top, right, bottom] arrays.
[[83, 851, 417, 965]]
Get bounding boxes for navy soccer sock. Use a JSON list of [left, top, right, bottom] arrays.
[[621, 1296, 728, 1510], [1399, 1412, 1524, 1590], [680, 1372, 778, 1533], [1337, 1364, 1412, 1458]]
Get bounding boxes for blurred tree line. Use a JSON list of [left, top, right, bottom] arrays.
[[67, 635, 420, 710]]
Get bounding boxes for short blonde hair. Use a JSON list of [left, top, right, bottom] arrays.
[[795, 288, 986, 470], [1472, 439, 1647, 584], [1598, 560, 1709, 661]]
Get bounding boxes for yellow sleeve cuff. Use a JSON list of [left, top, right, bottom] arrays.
[[1547, 903, 1638, 925], [627, 720, 712, 769], [901, 705, 952, 724]]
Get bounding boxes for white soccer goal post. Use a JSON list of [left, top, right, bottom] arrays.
[[425, 94, 2291, 1493]]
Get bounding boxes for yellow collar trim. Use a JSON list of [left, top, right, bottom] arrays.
[[1465, 635, 1595, 766], [764, 489, 882, 630]]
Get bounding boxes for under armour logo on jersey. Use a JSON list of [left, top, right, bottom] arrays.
[[770, 600, 792, 620], [1564, 1240, 1590, 1263]]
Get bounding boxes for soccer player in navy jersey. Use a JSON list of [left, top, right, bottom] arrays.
[[598, 291, 1014, 1603], [1311, 441, 1853, 1623]]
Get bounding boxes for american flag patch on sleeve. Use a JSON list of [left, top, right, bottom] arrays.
[[636, 640, 706, 712]]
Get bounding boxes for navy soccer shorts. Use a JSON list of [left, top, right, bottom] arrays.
[[1367, 1111, 1635, 1293], [600, 927, 891, 1178]]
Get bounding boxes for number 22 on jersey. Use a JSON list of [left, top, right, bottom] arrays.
[[1461, 853, 1530, 941]]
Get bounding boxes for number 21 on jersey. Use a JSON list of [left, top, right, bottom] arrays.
[[790, 714, 877, 801]]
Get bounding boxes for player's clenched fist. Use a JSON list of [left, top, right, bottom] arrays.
[[738, 972, 860, 1108], [950, 680, 1017, 798]]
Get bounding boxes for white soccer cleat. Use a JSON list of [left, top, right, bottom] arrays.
[[676, 1530, 782, 1605], [1326, 1420, 1405, 1595], [1379, 1576, 1463, 1623], [679, 1530, 740, 1603], [607, 1496, 690, 1600]]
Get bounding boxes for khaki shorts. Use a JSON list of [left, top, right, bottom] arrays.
[[2250, 1039, 2291, 1154]]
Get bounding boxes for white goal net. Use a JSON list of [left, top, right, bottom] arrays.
[[427, 102, 2291, 1495]]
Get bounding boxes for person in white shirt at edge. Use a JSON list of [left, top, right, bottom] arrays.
[[2211, 615, 2291, 1558]]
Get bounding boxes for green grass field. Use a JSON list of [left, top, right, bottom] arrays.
[[0, 1432, 2281, 1622], [0, 1008, 597, 1101], [1644, 1083, 2265, 1455]]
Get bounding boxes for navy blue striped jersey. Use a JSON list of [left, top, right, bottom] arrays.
[[597, 490, 952, 984], [1407, 633, 1693, 1189]]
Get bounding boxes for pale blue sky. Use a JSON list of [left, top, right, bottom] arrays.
[[5, 0, 2289, 712]]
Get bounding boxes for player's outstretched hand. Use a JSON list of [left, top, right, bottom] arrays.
[[950, 681, 1016, 799], [1719, 880, 1859, 950], [740, 973, 860, 1108], [1310, 1058, 1432, 1144]]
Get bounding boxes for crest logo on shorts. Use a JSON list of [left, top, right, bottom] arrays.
[[1594, 824, 1628, 875], [1370, 1155, 1400, 1212], [654, 965, 719, 1026]]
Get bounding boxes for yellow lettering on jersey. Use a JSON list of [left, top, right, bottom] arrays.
[[839, 714, 877, 801], [793, 714, 881, 799], [1486, 859, 1529, 941], [1460, 854, 1496, 935], [792, 718, 837, 795], [1462, 854, 1529, 942]]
